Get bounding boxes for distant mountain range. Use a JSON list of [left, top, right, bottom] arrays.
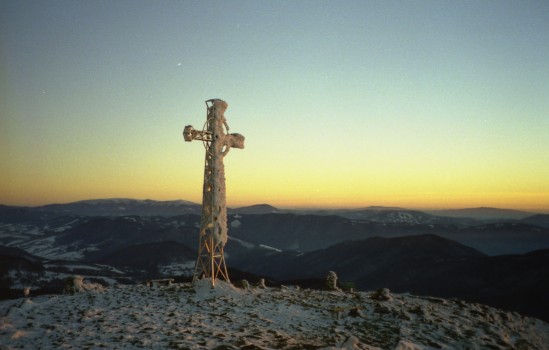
[[2, 200, 549, 257], [426, 207, 535, 220], [231, 204, 280, 215], [289, 205, 539, 222], [2, 198, 544, 221], [2, 198, 549, 322], [34, 198, 202, 217]]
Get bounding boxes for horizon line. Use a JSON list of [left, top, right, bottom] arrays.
[[2, 197, 548, 214]]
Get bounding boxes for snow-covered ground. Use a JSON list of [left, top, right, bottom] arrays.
[[1, 280, 548, 349], [6, 269, 119, 291]]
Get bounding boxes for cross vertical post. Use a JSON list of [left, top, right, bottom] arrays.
[[183, 99, 245, 287]]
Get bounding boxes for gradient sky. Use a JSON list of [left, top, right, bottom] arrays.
[[1, 1, 549, 211]]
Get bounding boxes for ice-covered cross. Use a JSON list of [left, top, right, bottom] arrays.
[[183, 99, 245, 286]]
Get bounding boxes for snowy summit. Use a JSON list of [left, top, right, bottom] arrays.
[[1, 279, 548, 349]]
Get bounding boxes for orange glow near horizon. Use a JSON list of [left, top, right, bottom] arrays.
[[3, 170, 547, 213]]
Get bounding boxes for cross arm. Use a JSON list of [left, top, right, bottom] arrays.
[[183, 125, 212, 142]]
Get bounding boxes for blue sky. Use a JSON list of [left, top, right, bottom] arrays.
[[1, 0, 549, 211]]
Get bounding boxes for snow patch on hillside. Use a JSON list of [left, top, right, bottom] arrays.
[[0, 224, 44, 246], [157, 261, 195, 276], [382, 212, 419, 224], [259, 244, 282, 252]]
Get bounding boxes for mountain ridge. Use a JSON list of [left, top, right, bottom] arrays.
[[2, 199, 545, 221]]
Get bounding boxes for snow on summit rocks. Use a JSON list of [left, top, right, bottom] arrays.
[[1, 280, 548, 349]]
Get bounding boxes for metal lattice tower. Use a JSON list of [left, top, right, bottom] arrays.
[[183, 99, 245, 286]]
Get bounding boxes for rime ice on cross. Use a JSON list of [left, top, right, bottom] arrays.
[[183, 99, 244, 286]]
